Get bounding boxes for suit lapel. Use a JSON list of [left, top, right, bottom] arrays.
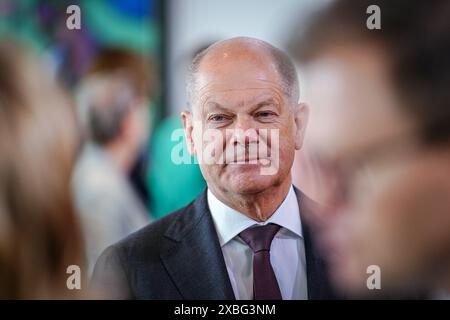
[[160, 189, 235, 300], [160, 186, 336, 300], [294, 187, 338, 299]]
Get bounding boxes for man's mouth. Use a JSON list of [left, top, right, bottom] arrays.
[[228, 156, 270, 165]]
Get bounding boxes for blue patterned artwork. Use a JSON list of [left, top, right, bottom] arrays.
[[0, 0, 162, 88]]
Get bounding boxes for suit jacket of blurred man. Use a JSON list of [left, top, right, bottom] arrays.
[[91, 187, 338, 299]]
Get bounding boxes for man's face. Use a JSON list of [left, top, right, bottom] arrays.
[[303, 44, 450, 293], [183, 52, 305, 196]]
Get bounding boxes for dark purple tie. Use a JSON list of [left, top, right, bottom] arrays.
[[239, 223, 282, 300]]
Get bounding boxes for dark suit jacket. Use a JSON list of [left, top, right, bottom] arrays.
[[91, 187, 339, 299]]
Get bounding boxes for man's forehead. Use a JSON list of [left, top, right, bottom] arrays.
[[202, 87, 280, 105], [200, 60, 280, 82], [199, 76, 283, 92], [195, 64, 286, 98], [197, 81, 284, 106]]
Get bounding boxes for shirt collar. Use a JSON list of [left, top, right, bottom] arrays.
[[207, 186, 303, 247]]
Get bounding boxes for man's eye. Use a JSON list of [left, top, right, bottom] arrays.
[[209, 115, 227, 122], [255, 111, 275, 118]]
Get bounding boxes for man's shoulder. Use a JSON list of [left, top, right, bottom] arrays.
[[90, 199, 201, 299], [292, 185, 329, 226], [108, 197, 198, 259]]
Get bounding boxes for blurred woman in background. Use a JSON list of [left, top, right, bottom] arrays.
[[0, 41, 85, 299]]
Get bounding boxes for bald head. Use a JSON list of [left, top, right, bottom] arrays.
[[186, 37, 299, 110]]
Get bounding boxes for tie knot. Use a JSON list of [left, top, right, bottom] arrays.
[[239, 223, 281, 253]]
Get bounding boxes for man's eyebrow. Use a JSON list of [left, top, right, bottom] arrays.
[[255, 98, 277, 107], [252, 98, 279, 111], [203, 97, 279, 114], [204, 102, 232, 113]]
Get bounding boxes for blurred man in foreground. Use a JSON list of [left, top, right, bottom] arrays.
[[73, 49, 152, 274], [290, 0, 450, 297], [91, 37, 338, 299]]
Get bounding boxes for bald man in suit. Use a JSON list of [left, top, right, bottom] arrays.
[[91, 37, 338, 300]]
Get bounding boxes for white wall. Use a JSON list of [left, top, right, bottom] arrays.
[[167, 0, 332, 115]]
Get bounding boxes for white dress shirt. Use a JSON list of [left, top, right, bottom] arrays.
[[207, 186, 308, 300]]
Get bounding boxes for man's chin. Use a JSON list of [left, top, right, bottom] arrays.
[[224, 162, 266, 175], [224, 168, 277, 194]]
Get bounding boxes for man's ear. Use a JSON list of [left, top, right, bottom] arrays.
[[181, 110, 196, 156], [293, 102, 309, 150]]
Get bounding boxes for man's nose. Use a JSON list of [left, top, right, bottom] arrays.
[[230, 116, 259, 145], [234, 115, 253, 130]]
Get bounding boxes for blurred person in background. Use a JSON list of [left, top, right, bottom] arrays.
[[290, 0, 450, 297], [73, 48, 153, 275], [0, 40, 85, 298]]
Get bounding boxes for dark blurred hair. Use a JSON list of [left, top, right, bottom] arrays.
[[80, 48, 154, 145], [87, 48, 154, 100], [0, 41, 85, 298], [290, 0, 450, 145]]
